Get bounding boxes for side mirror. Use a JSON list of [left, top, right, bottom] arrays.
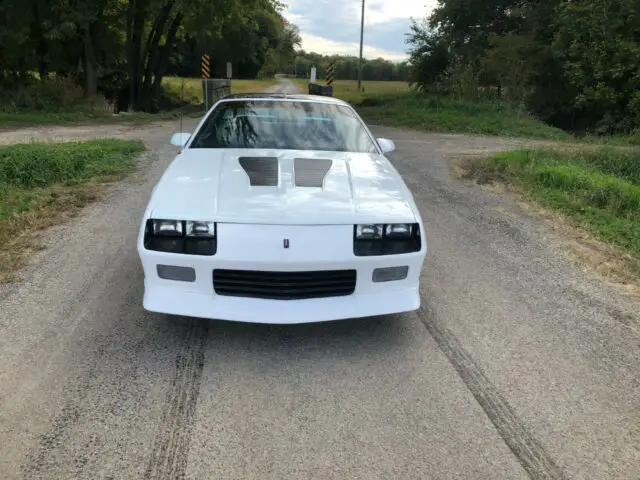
[[377, 138, 395, 154], [170, 132, 191, 149]]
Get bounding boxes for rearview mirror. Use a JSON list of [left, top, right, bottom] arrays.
[[170, 132, 191, 149], [377, 138, 395, 154]]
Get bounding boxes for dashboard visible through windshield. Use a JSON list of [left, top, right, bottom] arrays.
[[188, 100, 379, 153]]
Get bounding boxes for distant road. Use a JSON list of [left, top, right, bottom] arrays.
[[264, 77, 301, 94], [0, 78, 637, 480]]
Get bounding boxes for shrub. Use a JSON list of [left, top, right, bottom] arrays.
[[0, 76, 112, 115]]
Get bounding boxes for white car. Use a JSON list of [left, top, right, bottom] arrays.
[[137, 93, 427, 324]]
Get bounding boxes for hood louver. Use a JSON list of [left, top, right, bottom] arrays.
[[294, 158, 333, 188], [239, 157, 279, 186]]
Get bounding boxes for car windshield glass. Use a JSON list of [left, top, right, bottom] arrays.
[[188, 100, 378, 153]]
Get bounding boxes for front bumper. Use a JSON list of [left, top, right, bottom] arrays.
[[137, 223, 426, 324]]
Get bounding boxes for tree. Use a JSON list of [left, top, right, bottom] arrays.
[[428, 0, 525, 60], [405, 19, 450, 91], [480, 33, 535, 102], [0, 0, 298, 112], [286, 52, 408, 83], [407, 0, 640, 133], [553, 0, 640, 132]]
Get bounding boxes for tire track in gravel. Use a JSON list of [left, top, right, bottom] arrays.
[[417, 304, 567, 480], [21, 339, 130, 479], [18, 281, 155, 479], [143, 319, 209, 480], [392, 144, 568, 479]]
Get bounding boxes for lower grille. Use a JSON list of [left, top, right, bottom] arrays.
[[213, 269, 357, 300]]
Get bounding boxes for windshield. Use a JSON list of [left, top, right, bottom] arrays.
[[188, 100, 378, 153]]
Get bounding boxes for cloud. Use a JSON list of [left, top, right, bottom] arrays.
[[282, 0, 437, 59], [295, 32, 409, 61]]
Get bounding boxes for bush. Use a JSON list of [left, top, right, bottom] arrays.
[[0, 76, 112, 115]]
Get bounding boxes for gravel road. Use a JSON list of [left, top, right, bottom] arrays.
[[0, 80, 638, 480]]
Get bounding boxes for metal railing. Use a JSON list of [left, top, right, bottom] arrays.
[[202, 79, 231, 110]]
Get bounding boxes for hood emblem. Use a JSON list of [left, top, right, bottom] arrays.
[[283, 239, 290, 249]]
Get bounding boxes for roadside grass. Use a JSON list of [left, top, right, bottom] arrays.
[[357, 92, 571, 140], [580, 131, 640, 147], [297, 79, 569, 140], [461, 147, 640, 279], [0, 109, 190, 130], [0, 139, 145, 282]]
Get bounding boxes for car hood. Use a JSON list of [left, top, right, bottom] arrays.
[[147, 148, 418, 225]]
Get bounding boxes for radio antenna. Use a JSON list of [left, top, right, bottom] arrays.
[[179, 78, 186, 151]]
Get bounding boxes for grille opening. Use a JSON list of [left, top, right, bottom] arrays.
[[213, 269, 356, 300]]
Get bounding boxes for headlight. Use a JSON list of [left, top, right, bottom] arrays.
[[153, 219, 183, 236], [144, 219, 216, 255], [354, 223, 421, 256], [356, 224, 383, 239], [186, 221, 215, 237], [385, 223, 411, 237]]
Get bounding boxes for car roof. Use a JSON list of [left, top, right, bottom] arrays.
[[217, 92, 349, 106]]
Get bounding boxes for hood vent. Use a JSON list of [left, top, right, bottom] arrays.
[[294, 158, 333, 188], [239, 157, 279, 186]]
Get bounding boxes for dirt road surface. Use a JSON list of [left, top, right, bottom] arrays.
[[0, 79, 638, 480]]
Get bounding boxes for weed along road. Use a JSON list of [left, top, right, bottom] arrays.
[[0, 82, 639, 480]]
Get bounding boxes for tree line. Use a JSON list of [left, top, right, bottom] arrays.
[[0, 0, 300, 112], [407, 0, 640, 134], [285, 52, 410, 83]]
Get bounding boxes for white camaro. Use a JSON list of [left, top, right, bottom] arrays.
[[137, 93, 427, 324]]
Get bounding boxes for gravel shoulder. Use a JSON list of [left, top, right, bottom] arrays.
[[376, 124, 639, 479], [0, 81, 637, 479]]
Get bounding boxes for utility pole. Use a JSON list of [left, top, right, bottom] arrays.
[[357, 0, 365, 91]]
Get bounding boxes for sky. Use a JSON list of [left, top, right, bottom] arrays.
[[281, 0, 438, 61]]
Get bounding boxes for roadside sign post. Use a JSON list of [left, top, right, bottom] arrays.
[[326, 61, 335, 86], [201, 54, 211, 110], [308, 62, 333, 97], [200, 54, 231, 111]]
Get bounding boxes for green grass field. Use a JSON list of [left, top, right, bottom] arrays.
[[466, 147, 640, 262], [296, 79, 569, 140], [0, 139, 145, 281], [162, 77, 279, 104], [358, 93, 571, 140], [291, 78, 411, 104]]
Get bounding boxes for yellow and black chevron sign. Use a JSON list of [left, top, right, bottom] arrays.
[[201, 54, 211, 79], [326, 62, 335, 85]]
